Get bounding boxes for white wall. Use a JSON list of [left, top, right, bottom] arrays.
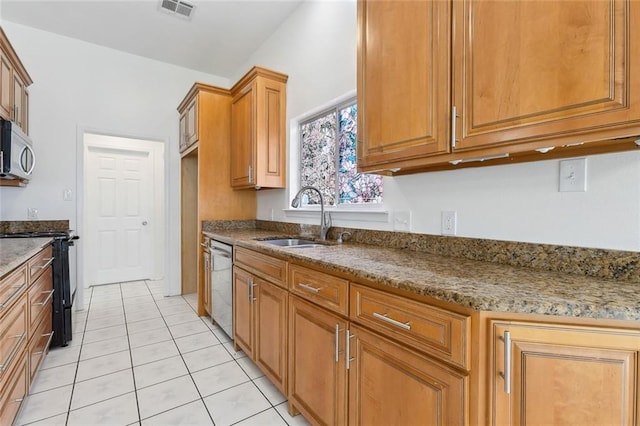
[[239, 0, 640, 251], [0, 22, 229, 295]]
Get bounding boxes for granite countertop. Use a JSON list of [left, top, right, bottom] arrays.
[[0, 238, 54, 277], [205, 229, 640, 321]]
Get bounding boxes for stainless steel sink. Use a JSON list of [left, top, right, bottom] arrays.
[[259, 238, 325, 248]]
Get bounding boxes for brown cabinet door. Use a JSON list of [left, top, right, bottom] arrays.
[[232, 266, 253, 356], [357, 0, 451, 171], [254, 279, 288, 395], [231, 83, 254, 188], [492, 322, 638, 425], [288, 296, 348, 426], [348, 324, 467, 426], [254, 77, 286, 188], [454, 0, 640, 151], [186, 97, 198, 145], [0, 53, 11, 120], [179, 111, 188, 153], [12, 73, 24, 130]]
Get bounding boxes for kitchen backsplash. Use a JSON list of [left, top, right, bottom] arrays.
[[0, 220, 70, 234], [203, 219, 640, 283]]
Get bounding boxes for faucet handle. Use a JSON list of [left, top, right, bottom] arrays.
[[337, 231, 352, 244]]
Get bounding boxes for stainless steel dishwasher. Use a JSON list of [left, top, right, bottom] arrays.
[[210, 239, 233, 339]]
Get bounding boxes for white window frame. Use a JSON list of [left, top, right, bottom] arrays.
[[285, 90, 389, 224]]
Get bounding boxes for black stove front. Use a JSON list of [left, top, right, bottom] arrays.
[[1, 230, 79, 347]]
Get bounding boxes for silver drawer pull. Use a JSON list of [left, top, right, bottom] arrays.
[[35, 331, 54, 356], [0, 333, 26, 372], [298, 283, 321, 293], [200, 243, 208, 248], [373, 312, 411, 330], [0, 284, 26, 309], [40, 257, 55, 269], [32, 289, 55, 306], [13, 398, 24, 403]]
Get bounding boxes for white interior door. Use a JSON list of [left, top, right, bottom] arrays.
[[86, 146, 153, 285]]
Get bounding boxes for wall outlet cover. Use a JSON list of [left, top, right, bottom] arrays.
[[27, 208, 38, 220], [441, 211, 457, 236]]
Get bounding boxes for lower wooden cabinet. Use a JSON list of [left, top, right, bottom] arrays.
[[1, 244, 54, 425], [491, 321, 640, 425], [233, 265, 288, 394], [348, 324, 467, 425], [0, 352, 28, 426], [28, 304, 53, 383], [254, 278, 288, 393], [288, 295, 348, 426]]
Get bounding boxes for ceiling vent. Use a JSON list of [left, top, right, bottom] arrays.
[[159, 0, 195, 19]]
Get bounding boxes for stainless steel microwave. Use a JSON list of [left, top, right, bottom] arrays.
[[0, 120, 35, 181]]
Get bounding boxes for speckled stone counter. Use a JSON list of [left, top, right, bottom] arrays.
[[204, 227, 640, 321], [0, 220, 69, 234], [0, 238, 53, 277]]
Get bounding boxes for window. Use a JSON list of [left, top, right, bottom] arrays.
[[299, 100, 383, 206]]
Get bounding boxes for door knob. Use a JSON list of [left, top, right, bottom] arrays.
[[142, 221, 148, 226]]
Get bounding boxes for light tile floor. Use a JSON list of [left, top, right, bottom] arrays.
[[16, 280, 310, 426]]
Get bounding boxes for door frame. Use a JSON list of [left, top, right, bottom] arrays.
[[76, 127, 167, 310]]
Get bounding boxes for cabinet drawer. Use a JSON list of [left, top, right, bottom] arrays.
[[28, 245, 53, 283], [0, 352, 27, 426], [350, 284, 470, 369], [0, 295, 27, 383], [0, 265, 27, 313], [235, 247, 287, 288], [28, 267, 53, 330], [28, 304, 53, 384], [289, 264, 348, 316]]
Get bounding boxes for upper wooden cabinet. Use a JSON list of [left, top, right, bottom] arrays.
[[454, 0, 640, 152], [178, 92, 199, 154], [357, 0, 451, 169], [0, 27, 32, 135], [230, 66, 287, 189], [357, 0, 640, 174], [491, 321, 640, 425]]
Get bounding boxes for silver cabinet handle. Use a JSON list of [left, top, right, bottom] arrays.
[[200, 242, 208, 248], [499, 330, 511, 394], [246, 277, 253, 302], [373, 312, 411, 330], [32, 289, 54, 306], [38, 257, 55, 270], [298, 283, 321, 293], [345, 329, 355, 370], [12, 398, 24, 404], [248, 164, 253, 183], [334, 324, 340, 363], [0, 333, 26, 372], [251, 280, 258, 302], [451, 106, 458, 149], [0, 283, 26, 309], [34, 331, 54, 355]]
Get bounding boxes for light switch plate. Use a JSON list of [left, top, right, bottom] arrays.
[[394, 211, 412, 232], [559, 158, 587, 192]]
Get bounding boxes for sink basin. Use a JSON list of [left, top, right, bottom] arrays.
[[259, 238, 325, 248]]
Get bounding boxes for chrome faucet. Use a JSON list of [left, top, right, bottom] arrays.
[[291, 186, 332, 241]]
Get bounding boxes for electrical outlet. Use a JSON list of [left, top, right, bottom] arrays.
[[441, 211, 457, 236], [27, 208, 38, 220], [63, 189, 73, 201]]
